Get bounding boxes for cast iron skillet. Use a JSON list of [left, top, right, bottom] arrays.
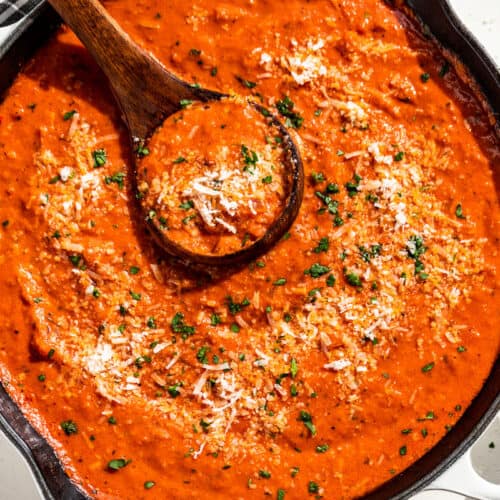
[[0, 1, 498, 499]]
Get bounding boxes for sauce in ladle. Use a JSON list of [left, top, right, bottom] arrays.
[[138, 99, 291, 256], [48, 0, 304, 267]]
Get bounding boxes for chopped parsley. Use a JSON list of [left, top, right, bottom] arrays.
[[144, 481, 155, 489], [315, 190, 338, 215], [167, 383, 181, 398], [63, 109, 77, 120], [259, 470, 271, 479], [276, 96, 304, 129], [308, 481, 319, 494], [313, 237, 329, 253], [135, 355, 151, 369], [235, 75, 257, 89], [365, 192, 379, 204], [262, 175, 273, 184], [173, 156, 186, 164], [358, 244, 382, 263], [406, 235, 427, 279], [241, 144, 259, 171], [455, 204, 466, 219], [406, 235, 426, 259], [273, 278, 287, 286], [326, 183, 340, 194], [421, 361, 435, 373], [420, 72, 430, 83], [316, 444, 329, 453], [69, 254, 84, 269], [311, 172, 325, 185], [108, 458, 131, 471], [299, 411, 316, 436], [129, 266, 140, 275], [200, 419, 212, 432], [394, 151, 405, 162], [60, 420, 78, 436], [179, 200, 194, 210], [92, 149, 107, 167], [345, 173, 362, 197], [104, 171, 125, 189], [171, 312, 195, 339], [210, 313, 222, 326], [182, 214, 196, 224], [136, 143, 150, 157], [226, 296, 250, 315], [290, 358, 298, 378], [418, 411, 436, 422], [333, 215, 344, 226], [344, 270, 362, 288], [196, 346, 210, 364], [399, 445, 407, 456], [304, 263, 331, 278], [179, 99, 193, 108]]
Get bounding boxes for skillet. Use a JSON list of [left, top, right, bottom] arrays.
[[0, 1, 498, 498]]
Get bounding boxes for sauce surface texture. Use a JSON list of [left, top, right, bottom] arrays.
[[0, 0, 499, 498]]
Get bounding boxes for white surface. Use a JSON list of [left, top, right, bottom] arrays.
[[424, 417, 500, 500], [0, 1, 498, 499], [450, 0, 500, 65]]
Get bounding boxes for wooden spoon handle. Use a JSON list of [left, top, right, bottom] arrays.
[[48, 0, 218, 139]]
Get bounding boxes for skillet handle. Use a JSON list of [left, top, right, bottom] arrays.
[[425, 415, 500, 500], [0, 0, 43, 28]]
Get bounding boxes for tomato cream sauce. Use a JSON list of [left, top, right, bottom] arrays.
[[0, 1, 498, 499]]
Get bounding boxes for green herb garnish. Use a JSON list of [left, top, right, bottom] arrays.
[[92, 149, 107, 167], [60, 420, 78, 436]]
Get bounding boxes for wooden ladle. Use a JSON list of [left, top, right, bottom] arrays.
[[48, 0, 304, 268]]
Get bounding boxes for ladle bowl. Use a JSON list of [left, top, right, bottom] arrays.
[[48, 0, 304, 268]]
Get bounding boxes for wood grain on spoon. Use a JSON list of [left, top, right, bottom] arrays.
[[48, 0, 222, 140], [47, 0, 304, 268]]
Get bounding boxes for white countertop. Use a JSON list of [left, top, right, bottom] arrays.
[[0, 1, 499, 499]]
